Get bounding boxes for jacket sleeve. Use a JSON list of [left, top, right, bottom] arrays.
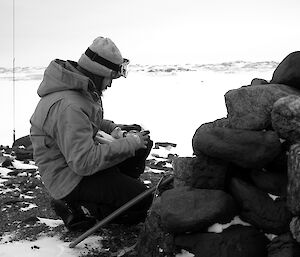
[[54, 105, 139, 176], [99, 118, 118, 134]]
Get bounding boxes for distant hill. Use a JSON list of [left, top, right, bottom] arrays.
[[0, 61, 278, 81]]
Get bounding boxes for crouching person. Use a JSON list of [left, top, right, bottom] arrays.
[[30, 36, 153, 231]]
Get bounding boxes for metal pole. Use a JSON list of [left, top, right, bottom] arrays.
[[12, 0, 16, 144], [69, 175, 174, 248]]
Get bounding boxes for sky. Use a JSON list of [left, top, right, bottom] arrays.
[[1, 0, 300, 68]]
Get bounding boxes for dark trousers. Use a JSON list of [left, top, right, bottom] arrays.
[[64, 140, 153, 224]]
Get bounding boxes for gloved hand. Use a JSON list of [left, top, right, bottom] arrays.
[[110, 127, 128, 139], [126, 130, 150, 149], [117, 124, 142, 132]]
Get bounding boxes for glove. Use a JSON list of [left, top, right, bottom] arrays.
[[110, 127, 128, 139], [117, 124, 142, 132], [126, 130, 150, 150]]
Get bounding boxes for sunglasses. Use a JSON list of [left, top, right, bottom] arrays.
[[85, 48, 130, 78]]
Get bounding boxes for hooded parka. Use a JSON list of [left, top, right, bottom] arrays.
[[30, 59, 140, 199]]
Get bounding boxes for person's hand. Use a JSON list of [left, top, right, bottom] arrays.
[[127, 130, 150, 149], [117, 124, 142, 132], [110, 127, 127, 139]]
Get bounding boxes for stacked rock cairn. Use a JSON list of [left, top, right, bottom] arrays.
[[137, 51, 300, 257]]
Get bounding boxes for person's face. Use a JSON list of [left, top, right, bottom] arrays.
[[101, 77, 112, 91]]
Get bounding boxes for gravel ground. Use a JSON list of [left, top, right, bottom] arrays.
[[0, 144, 176, 257]]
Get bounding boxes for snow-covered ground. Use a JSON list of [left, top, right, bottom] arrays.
[[0, 232, 103, 257], [0, 146, 196, 257]]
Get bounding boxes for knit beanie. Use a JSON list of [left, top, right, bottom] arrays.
[[78, 36, 124, 78]]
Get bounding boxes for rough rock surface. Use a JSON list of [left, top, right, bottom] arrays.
[[173, 155, 227, 190], [251, 78, 269, 86], [271, 51, 300, 89], [136, 198, 175, 257], [174, 225, 269, 257], [290, 217, 300, 243], [272, 95, 300, 142], [192, 125, 281, 169], [250, 169, 287, 196], [230, 177, 292, 234], [225, 84, 300, 130], [264, 147, 289, 174], [160, 187, 237, 233], [267, 232, 300, 257], [287, 144, 300, 215]]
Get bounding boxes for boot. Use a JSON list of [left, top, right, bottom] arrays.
[[50, 199, 96, 231]]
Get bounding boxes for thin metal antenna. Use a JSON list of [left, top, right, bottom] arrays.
[[12, 0, 16, 144]]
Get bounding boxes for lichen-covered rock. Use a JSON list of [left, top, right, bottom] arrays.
[[225, 84, 300, 130], [192, 124, 281, 169], [272, 95, 300, 142], [173, 155, 227, 190], [290, 217, 300, 243], [267, 232, 300, 257], [271, 51, 300, 89], [174, 225, 269, 257], [160, 187, 237, 233], [287, 144, 300, 215], [136, 197, 175, 257], [230, 177, 292, 235]]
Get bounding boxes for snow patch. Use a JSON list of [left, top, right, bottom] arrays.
[[0, 235, 103, 257], [37, 217, 64, 228], [150, 146, 177, 159], [0, 167, 13, 177], [12, 160, 38, 170], [207, 216, 251, 233], [176, 249, 195, 257], [20, 203, 37, 212], [268, 193, 279, 201], [144, 167, 165, 174]]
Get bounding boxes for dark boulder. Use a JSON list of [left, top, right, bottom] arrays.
[[287, 144, 300, 215], [173, 155, 227, 190], [250, 169, 287, 196], [136, 198, 175, 257], [290, 216, 300, 243], [271, 51, 300, 89], [230, 177, 292, 234], [1, 158, 13, 168], [174, 225, 269, 257], [225, 84, 300, 130], [267, 232, 300, 257], [192, 124, 281, 169], [272, 95, 300, 143], [160, 187, 237, 233], [264, 147, 289, 174], [14, 148, 33, 161]]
